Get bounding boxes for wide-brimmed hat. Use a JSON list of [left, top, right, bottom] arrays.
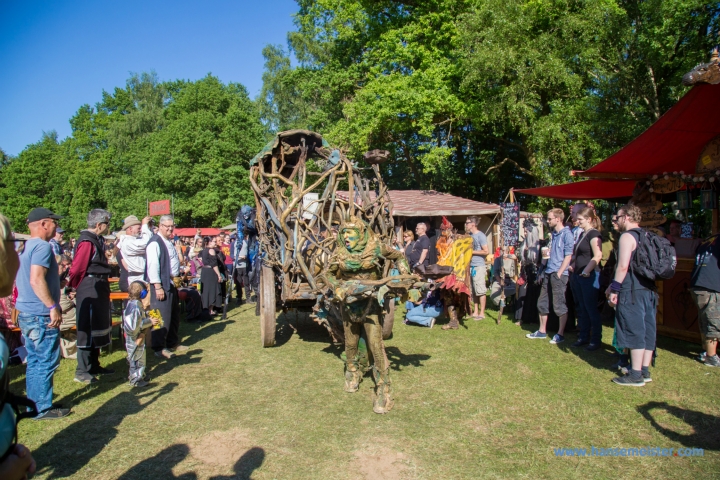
[[121, 215, 142, 231]]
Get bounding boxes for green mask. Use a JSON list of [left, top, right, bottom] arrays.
[[342, 229, 361, 251]]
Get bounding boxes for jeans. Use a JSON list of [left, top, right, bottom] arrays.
[[18, 313, 60, 413], [406, 304, 443, 327], [570, 271, 602, 344]]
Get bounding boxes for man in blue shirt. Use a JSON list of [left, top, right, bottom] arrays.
[[16, 208, 71, 419], [527, 208, 574, 343]]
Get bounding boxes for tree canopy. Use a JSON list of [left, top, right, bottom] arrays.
[[259, 0, 719, 205], [0, 73, 265, 234]]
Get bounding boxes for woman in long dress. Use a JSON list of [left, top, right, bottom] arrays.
[[200, 236, 224, 315]]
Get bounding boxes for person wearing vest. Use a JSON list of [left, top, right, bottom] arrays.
[[606, 204, 657, 386], [67, 209, 115, 384], [145, 215, 188, 359]]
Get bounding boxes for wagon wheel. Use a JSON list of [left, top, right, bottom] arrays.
[[260, 265, 276, 347], [382, 298, 395, 340]]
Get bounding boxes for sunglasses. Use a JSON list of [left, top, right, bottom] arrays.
[[611, 214, 626, 223]]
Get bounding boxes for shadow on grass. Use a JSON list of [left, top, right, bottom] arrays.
[[275, 310, 334, 347], [638, 401, 720, 451], [180, 319, 236, 348], [385, 346, 430, 371], [116, 444, 265, 479], [33, 382, 178, 479]]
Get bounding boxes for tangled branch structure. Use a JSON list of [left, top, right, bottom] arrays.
[[249, 130, 397, 346]]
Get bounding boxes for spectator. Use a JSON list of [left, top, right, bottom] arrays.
[[401, 230, 415, 263], [490, 248, 517, 309], [467, 216, 489, 321], [0, 215, 37, 478], [115, 233, 129, 293], [666, 219, 682, 244], [188, 237, 203, 260], [117, 215, 153, 290], [122, 281, 158, 387], [48, 228, 64, 256], [15, 207, 71, 419], [146, 215, 188, 359], [57, 254, 77, 359], [68, 209, 115, 384], [408, 223, 430, 271], [607, 205, 657, 386], [200, 236, 224, 315], [404, 287, 443, 328], [569, 207, 603, 351], [219, 233, 234, 287], [569, 203, 589, 245], [233, 234, 251, 305], [69, 238, 77, 258], [0, 216, 21, 353], [515, 219, 541, 326], [527, 208, 573, 343], [689, 231, 720, 367]]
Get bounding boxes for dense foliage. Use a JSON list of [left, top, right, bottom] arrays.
[[0, 73, 265, 234], [3, 0, 718, 234], [259, 0, 719, 206]]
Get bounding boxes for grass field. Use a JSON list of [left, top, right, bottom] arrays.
[[9, 303, 720, 479]]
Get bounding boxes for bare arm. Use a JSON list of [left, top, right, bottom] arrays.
[[30, 265, 62, 327], [613, 233, 635, 285], [582, 237, 603, 275]]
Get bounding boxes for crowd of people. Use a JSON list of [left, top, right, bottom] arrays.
[[0, 207, 257, 420], [399, 203, 720, 386]]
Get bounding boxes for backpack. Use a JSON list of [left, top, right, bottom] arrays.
[[628, 228, 677, 281]]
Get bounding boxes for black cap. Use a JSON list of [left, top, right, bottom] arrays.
[[26, 208, 63, 224]]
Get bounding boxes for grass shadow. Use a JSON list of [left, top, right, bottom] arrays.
[[180, 319, 235, 348], [275, 310, 335, 347], [385, 346, 430, 372], [637, 401, 720, 451], [116, 444, 265, 480], [33, 382, 178, 479]]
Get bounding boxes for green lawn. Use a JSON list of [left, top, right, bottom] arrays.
[[10, 303, 720, 479]]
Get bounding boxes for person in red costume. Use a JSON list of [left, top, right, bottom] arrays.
[[68, 209, 115, 385]]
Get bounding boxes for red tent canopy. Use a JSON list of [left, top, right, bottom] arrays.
[[174, 228, 223, 237], [575, 83, 720, 178], [515, 179, 637, 200]]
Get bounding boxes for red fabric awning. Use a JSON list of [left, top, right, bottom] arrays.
[[576, 83, 720, 178], [515, 179, 637, 200], [174, 228, 223, 237]]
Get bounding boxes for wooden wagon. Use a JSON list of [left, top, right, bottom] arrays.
[[249, 130, 397, 347]]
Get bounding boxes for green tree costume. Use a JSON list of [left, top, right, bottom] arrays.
[[324, 216, 411, 414]]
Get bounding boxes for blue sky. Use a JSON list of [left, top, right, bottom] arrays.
[[0, 0, 299, 156]]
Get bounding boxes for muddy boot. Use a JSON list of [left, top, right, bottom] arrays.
[[344, 362, 362, 393], [372, 368, 394, 414], [441, 305, 459, 330]]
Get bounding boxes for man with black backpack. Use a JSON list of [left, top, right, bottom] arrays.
[[606, 204, 671, 386]]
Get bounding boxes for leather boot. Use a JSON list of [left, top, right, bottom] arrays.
[[441, 305, 459, 330], [372, 368, 394, 414], [344, 362, 362, 393]]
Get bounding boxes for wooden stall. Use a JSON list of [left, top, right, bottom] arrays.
[[337, 189, 501, 254]]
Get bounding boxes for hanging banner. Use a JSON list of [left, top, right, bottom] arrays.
[[149, 200, 171, 216], [500, 202, 520, 247]]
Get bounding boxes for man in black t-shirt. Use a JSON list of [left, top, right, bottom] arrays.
[[409, 223, 430, 270], [690, 234, 720, 367]]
